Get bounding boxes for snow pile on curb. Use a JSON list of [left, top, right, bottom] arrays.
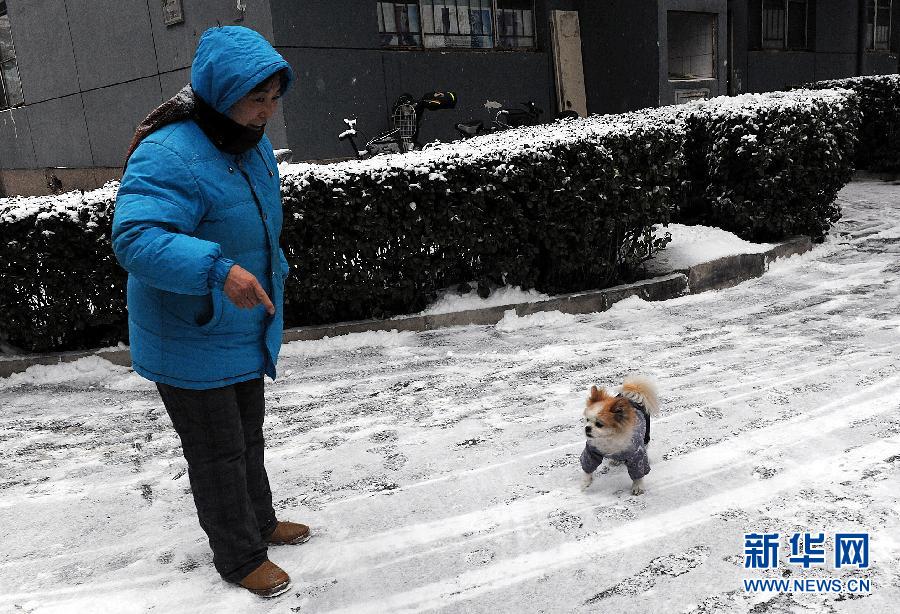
[[418, 285, 551, 316], [646, 224, 773, 274], [0, 355, 128, 389], [495, 309, 578, 332]]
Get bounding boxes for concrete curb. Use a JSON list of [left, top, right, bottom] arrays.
[[0, 236, 814, 379], [851, 170, 900, 183]]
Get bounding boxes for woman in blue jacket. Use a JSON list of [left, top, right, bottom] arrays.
[[113, 26, 306, 598]]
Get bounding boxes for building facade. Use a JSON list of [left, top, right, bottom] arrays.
[[0, 0, 897, 196]]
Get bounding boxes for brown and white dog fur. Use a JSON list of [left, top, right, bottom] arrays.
[[582, 375, 660, 495]]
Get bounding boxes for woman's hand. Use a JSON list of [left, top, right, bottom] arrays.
[[223, 264, 275, 315]]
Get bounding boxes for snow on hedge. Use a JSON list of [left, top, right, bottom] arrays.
[[279, 87, 856, 187], [0, 182, 119, 225], [0, 86, 857, 219]]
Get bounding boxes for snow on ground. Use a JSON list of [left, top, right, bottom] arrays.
[[646, 224, 774, 274], [1, 178, 900, 613]]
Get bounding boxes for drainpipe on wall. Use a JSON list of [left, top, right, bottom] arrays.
[[857, 0, 867, 76]]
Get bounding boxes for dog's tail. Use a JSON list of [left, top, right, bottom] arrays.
[[620, 375, 660, 416]]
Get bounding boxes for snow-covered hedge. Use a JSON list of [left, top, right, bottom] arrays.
[[0, 87, 859, 352], [278, 111, 682, 326], [675, 88, 859, 242], [804, 74, 900, 173], [0, 185, 127, 353]]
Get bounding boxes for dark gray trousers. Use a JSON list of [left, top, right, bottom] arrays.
[[156, 377, 277, 583]]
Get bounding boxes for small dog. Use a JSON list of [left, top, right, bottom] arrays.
[[580, 376, 660, 495]]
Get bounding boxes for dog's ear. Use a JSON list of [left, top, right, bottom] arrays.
[[589, 385, 608, 402], [610, 398, 630, 414]]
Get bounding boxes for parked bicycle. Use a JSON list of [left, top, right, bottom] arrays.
[[455, 102, 579, 138], [339, 91, 457, 159]]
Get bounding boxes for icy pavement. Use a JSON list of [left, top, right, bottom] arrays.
[[1, 179, 899, 614]]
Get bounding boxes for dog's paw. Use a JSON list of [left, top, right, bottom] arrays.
[[581, 472, 593, 490], [630, 479, 645, 496]]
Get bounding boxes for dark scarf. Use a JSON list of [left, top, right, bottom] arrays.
[[192, 94, 265, 155], [124, 85, 264, 165]]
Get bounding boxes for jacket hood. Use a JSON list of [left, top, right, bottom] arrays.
[[191, 26, 295, 115]]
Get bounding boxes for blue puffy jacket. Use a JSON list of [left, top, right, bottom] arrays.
[[112, 27, 295, 389]]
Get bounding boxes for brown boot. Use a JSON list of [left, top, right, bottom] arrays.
[[239, 560, 290, 598], [267, 520, 311, 545]]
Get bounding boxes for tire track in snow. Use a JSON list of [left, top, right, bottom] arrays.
[[291, 376, 900, 577], [312, 438, 899, 614], [282, 352, 896, 510]]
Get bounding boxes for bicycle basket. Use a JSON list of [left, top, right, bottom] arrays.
[[392, 103, 418, 148]]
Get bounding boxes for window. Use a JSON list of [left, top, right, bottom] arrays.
[[376, 1, 535, 49], [421, 0, 493, 49], [668, 12, 717, 80], [496, 0, 535, 48], [0, 1, 23, 109], [762, 0, 811, 50], [867, 0, 892, 50], [377, 2, 423, 47]]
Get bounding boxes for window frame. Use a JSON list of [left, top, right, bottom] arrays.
[[866, 0, 893, 51], [376, 0, 537, 51], [0, 0, 24, 111], [761, 0, 812, 51]]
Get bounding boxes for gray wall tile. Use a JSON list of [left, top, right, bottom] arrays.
[[271, 0, 378, 48], [6, 0, 79, 103], [26, 93, 92, 167], [0, 107, 36, 168], [160, 67, 192, 99], [65, 0, 157, 90], [82, 76, 163, 167]]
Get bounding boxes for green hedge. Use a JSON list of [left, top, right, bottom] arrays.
[[0, 187, 127, 353], [804, 74, 900, 173], [675, 88, 859, 242], [0, 87, 860, 353], [279, 111, 682, 326]]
